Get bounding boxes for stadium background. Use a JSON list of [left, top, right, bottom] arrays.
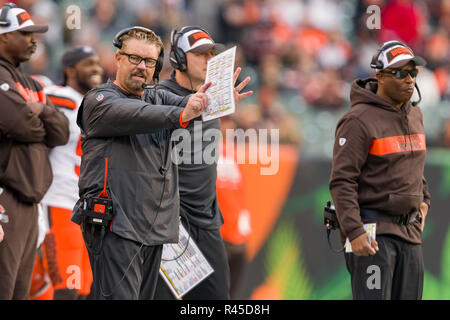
[[10, 0, 450, 299]]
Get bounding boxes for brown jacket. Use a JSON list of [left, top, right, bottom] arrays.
[[0, 55, 69, 203], [329, 78, 431, 244]]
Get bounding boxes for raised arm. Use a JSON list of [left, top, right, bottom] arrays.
[[79, 88, 187, 138]]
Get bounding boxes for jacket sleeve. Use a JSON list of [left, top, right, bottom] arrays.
[[0, 74, 45, 143], [153, 87, 193, 129], [158, 89, 190, 108], [329, 116, 370, 242], [39, 101, 70, 147], [80, 88, 185, 138], [422, 176, 431, 208]]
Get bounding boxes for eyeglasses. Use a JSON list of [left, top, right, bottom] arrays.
[[119, 52, 157, 68], [381, 68, 419, 79]]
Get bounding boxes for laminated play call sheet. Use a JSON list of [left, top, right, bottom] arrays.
[[202, 46, 236, 122], [159, 224, 214, 299]]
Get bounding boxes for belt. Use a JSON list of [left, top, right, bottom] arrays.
[[360, 208, 419, 226]]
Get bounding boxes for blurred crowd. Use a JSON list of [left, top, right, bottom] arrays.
[[8, 0, 450, 150]]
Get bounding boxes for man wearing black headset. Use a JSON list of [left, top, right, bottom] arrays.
[[154, 26, 252, 300], [71, 26, 213, 300], [329, 40, 431, 299]]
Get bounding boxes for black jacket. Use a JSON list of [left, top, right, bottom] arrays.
[[158, 72, 223, 229], [72, 80, 189, 245]]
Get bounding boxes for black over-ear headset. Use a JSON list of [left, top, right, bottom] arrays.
[[0, 3, 17, 27], [113, 26, 164, 82], [169, 26, 211, 72]]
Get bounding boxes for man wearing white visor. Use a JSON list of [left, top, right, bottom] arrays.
[[330, 40, 430, 299], [154, 26, 252, 300]]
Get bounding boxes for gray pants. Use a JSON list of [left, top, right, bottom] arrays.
[[345, 234, 424, 300], [83, 225, 162, 300]]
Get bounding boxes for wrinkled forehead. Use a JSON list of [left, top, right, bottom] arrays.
[[122, 38, 160, 58]]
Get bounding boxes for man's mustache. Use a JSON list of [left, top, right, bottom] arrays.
[[130, 71, 145, 78]]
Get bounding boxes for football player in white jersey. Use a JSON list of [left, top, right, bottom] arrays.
[[33, 46, 103, 300]]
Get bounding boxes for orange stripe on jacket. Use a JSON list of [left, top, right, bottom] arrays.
[[16, 82, 47, 104], [179, 110, 189, 128], [369, 134, 426, 156], [16, 82, 30, 101], [48, 96, 77, 109], [37, 90, 47, 104]]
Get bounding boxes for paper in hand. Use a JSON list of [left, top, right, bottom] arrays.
[[345, 223, 376, 253], [202, 46, 236, 122]]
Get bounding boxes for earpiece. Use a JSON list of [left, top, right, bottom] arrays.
[[412, 83, 422, 107]]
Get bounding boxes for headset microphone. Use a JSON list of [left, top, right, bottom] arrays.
[[412, 83, 421, 107], [141, 82, 159, 108], [142, 83, 155, 89]]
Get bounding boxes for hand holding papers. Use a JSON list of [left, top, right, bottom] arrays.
[[202, 46, 252, 121], [345, 223, 378, 254]]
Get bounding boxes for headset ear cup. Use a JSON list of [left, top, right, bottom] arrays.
[[153, 47, 164, 82], [375, 60, 383, 69], [113, 38, 121, 49], [175, 48, 187, 72], [370, 49, 383, 69], [113, 27, 133, 49], [169, 48, 179, 70], [0, 3, 15, 27], [169, 29, 188, 72], [169, 29, 178, 69]]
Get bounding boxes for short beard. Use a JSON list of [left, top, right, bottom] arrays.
[[124, 77, 144, 93], [14, 53, 31, 66], [76, 74, 93, 94]]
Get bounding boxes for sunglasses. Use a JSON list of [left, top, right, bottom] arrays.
[[381, 68, 419, 79]]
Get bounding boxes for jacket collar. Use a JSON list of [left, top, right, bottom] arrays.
[[0, 53, 19, 68], [158, 71, 196, 96], [109, 79, 143, 100], [351, 77, 412, 113]]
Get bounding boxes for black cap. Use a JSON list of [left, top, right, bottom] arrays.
[[62, 45, 96, 68]]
